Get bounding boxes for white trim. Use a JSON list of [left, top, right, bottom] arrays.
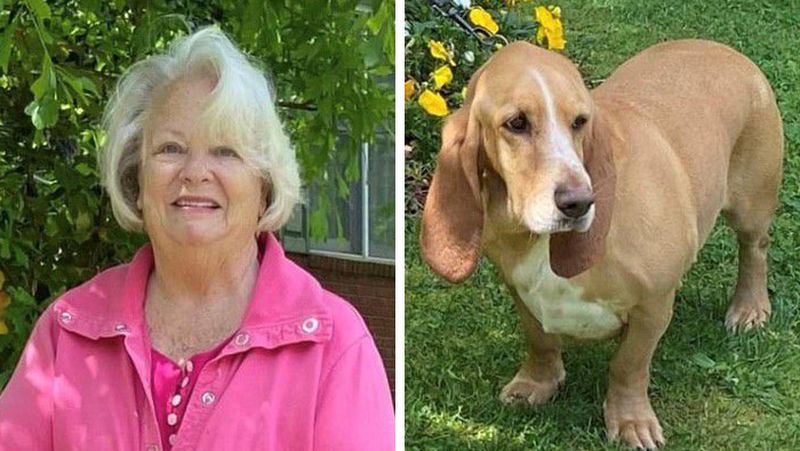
[[362, 142, 370, 259], [394, 0, 406, 445], [308, 248, 395, 266]]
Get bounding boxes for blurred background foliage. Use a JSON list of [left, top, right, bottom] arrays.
[[0, 0, 394, 386]]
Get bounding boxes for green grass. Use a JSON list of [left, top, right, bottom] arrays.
[[405, 1, 800, 449]]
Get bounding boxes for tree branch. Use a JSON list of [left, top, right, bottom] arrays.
[[277, 101, 317, 111]]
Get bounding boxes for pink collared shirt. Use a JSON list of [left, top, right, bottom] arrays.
[[0, 233, 395, 450]]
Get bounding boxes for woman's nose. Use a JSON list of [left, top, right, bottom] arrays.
[[179, 151, 212, 184]]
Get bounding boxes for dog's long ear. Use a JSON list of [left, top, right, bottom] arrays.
[[420, 70, 485, 283], [549, 108, 617, 278]]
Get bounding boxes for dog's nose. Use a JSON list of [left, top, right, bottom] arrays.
[[554, 186, 594, 219]]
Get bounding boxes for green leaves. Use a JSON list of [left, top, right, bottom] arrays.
[[24, 96, 58, 129], [24, 0, 51, 20], [24, 55, 59, 130], [0, 14, 18, 73], [30, 56, 55, 99]]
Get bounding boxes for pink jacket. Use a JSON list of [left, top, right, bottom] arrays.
[[0, 234, 395, 450]]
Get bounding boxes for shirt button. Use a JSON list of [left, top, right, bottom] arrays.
[[170, 394, 182, 407], [200, 391, 216, 405], [185, 360, 194, 373], [59, 311, 73, 324], [169, 433, 178, 446], [181, 376, 189, 388], [114, 323, 128, 332], [167, 413, 178, 426], [301, 317, 319, 334], [234, 332, 250, 347], [147, 445, 159, 451]]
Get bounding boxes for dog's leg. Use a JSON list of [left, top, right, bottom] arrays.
[[604, 294, 673, 450], [723, 103, 782, 333], [724, 227, 773, 333], [500, 293, 564, 405]]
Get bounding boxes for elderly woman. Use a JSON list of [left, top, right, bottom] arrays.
[[0, 27, 394, 450]]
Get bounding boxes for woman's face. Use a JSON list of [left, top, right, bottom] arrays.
[[139, 76, 265, 247]]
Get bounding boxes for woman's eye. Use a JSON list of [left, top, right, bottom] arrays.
[[505, 113, 530, 134], [215, 147, 240, 158], [158, 143, 183, 154]]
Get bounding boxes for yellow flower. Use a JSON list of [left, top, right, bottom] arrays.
[[0, 291, 8, 334], [468, 7, 499, 36], [418, 89, 449, 117], [431, 65, 453, 90], [405, 79, 416, 101], [428, 40, 456, 66], [535, 6, 566, 50]]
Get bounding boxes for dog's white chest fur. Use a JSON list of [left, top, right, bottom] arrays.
[[508, 238, 623, 339]]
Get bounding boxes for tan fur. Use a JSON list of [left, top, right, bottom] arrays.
[[420, 39, 783, 449]]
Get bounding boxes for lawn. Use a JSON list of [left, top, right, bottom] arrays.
[[404, 1, 800, 449]]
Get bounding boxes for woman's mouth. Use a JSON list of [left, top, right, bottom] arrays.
[[172, 196, 221, 211]]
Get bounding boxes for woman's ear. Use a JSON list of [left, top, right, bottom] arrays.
[[420, 68, 486, 284], [549, 108, 618, 278]]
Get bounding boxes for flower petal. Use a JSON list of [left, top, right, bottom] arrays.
[[428, 40, 456, 65], [536, 27, 546, 46], [418, 89, 449, 117], [468, 7, 499, 36], [431, 66, 453, 90], [547, 30, 566, 50], [405, 79, 416, 101], [534, 6, 566, 50], [535, 6, 557, 30]]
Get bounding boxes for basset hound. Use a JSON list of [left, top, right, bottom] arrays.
[[421, 40, 783, 449]]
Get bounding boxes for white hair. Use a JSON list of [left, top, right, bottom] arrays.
[[100, 26, 300, 232]]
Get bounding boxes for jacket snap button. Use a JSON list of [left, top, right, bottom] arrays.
[[234, 332, 250, 346], [59, 311, 73, 324], [301, 317, 319, 334], [201, 391, 216, 405]]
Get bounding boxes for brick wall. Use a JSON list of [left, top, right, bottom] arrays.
[[286, 253, 395, 397]]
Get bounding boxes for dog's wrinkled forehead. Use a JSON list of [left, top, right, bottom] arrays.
[[473, 42, 588, 118]]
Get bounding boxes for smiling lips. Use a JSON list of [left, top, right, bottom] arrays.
[[172, 196, 221, 211]]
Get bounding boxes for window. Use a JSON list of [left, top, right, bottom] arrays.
[[281, 129, 394, 263]]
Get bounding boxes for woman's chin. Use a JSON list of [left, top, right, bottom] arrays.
[[166, 224, 226, 247]]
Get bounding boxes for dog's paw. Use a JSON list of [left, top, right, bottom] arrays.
[[604, 397, 665, 450], [725, 296, 770, 333], [499, 371, 562, 405]]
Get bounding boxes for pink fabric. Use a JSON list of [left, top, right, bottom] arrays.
[[151, 340, 229, 450], [0, 233, 395, 450]]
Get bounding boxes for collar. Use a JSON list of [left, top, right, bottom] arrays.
[[52, 233, 333, 352]]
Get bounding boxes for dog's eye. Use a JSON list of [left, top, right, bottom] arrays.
[[571, 114, 588, 131], [505, 114, 530, 134]]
